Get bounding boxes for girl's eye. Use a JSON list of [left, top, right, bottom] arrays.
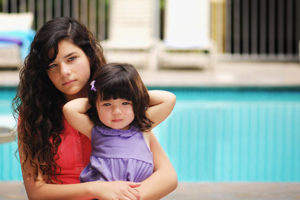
[[102, 103, 111, 106], [122, 102, 131, 105]]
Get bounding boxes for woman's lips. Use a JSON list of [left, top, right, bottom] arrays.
[[63, 80, 75, 86]]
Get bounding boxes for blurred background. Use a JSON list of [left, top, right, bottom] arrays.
[[1, 0, 299, 63], [0, 0, 300, 199]]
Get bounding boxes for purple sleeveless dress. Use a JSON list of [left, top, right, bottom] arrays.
[[80, 125, 153, 182]]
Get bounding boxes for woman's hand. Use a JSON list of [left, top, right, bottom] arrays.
[[90, 181, 141, 200]]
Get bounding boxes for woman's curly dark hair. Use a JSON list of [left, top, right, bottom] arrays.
[[12, 17, 106, 183]]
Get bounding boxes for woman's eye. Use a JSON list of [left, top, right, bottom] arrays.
[[68, 56, 76, 62], [122, 102, 131, 105], [102, 103, 111, 106], [48, 64, 57, 70]]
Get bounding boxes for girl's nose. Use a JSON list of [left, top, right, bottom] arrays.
[[112, 106, 122, 114]]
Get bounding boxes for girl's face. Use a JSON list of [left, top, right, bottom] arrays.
[[96, 98, 135, 130], [47, 39, 91, 101]]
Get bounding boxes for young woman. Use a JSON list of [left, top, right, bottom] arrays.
[[13, 17, 177, 200], [63, 63, 176, 184]]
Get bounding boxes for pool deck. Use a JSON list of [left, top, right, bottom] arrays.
[[1, 61, 300, 87], [1, 61, 300, 199], [142, 61, 300, 87], [0, 181, 300, 200]]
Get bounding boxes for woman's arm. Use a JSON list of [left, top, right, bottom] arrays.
[[19, 141, 141, 200], [147, 90, 176, 128], [138, 133, 178, 200], [63, 98, 93, 138]]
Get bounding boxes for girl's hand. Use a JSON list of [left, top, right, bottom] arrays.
[[63, 98, 94, 138], [147, 90, 176, 128], [91, 181, 141, 200]]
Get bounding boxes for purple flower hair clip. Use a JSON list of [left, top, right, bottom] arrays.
[[90, 80, 97, 92]]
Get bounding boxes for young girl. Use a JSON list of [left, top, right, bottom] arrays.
[[13, 17, 177, 200], [63, 63, 175, 183]]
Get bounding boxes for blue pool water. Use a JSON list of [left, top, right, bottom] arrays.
[[1, 87, 300, 181], [153, 87, 300, 182], [0, 87, 21, 181]]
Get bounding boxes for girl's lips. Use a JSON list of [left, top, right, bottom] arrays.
[[112, 119, 122, 122], [63, 80, 75, 86]]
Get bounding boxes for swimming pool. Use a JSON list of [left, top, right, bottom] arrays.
[[1, 87, 300, 181], [0, 87, 21, 181]]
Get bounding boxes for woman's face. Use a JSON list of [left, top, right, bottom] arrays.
[[47, 39, 91, 101]]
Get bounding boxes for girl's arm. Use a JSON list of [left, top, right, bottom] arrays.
[[147, 90, 176, 128], [19, 141, 141, 200], [63, 98, 93, 138], [138, 133, 178, 200]]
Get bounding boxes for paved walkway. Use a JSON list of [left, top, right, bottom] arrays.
[[163, 182, 300, 200], [140, 61, 300, 87], [0, 182, 300, 200], [1, 61, 300, 87]]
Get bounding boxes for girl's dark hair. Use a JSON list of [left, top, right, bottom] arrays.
[[87, 63, 153, 131], [13, 17, 106, 183]]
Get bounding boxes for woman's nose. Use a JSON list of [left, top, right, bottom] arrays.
[[60, 62, 71, 76]]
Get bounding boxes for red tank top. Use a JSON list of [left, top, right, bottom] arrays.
[[54, 119, 92, 184]]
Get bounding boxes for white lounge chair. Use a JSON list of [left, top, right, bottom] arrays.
[[101, 0, 159, 70], [158, 0, 215, 70], [0, 12, 34, 68], [0, 127, 16, 144]]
